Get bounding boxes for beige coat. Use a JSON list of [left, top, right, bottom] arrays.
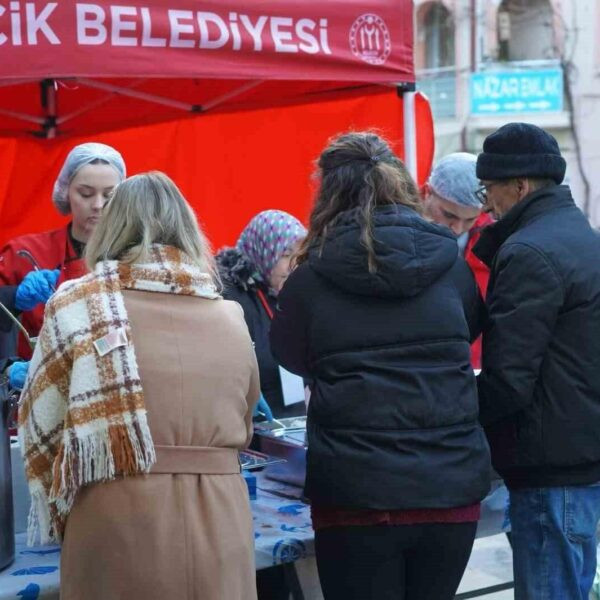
[[60, 290, 259, 600]]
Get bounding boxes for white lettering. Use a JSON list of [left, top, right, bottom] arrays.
[[0, 6, 6, 45], [319, 18, 331, 54], [140, 7, 166, 47], [545, 76, 559, 95], [76, 3, 106, 45], [239, 14, 267, 51], [296, 18, 318, 54], [10, 1, 21, 45], [168, 9, 194, 48], [197, 11, 228, 49], [111, 5, 137, 46], [26, 2, 58, 44], [270, 16, 297, 53], [229, 12, 241, 51]]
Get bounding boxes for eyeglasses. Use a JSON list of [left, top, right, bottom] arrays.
[[475, 182, 504, 204], [474, 186, 488, 204]]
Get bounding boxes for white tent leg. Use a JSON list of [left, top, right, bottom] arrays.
[[403, 91, 418, 181]]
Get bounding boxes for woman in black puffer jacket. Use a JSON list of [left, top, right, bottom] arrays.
[[271, 132, 491, 600]]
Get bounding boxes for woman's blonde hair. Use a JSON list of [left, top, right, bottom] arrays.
[[85, 171, 217, 281]]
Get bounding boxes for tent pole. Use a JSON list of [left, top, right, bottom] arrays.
[[402, 90, 418, 181], [0, 79, 37, 88], [76, 78, 199, 112], [41, 79, 57, 139], [57, 81, 146, 125], [0, 108, 44, 126], [202, 81, 264, 112]]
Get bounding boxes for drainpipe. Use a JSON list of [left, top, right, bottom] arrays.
[[461, 0, 478, 151]]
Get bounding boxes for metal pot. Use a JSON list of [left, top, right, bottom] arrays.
[[0, 376, 15, 570]]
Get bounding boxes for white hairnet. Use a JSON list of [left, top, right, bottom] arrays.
[[428, 152, 481, 209], [52, 142, 126, 215]]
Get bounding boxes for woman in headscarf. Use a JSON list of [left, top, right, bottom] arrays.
[[216, 209, 307, 420], [0, 142, 126, 366]]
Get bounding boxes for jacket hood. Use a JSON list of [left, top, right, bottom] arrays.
[[308, 205, 459, 298], [215, 247, 258, 291]]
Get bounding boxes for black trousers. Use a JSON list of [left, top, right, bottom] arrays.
[[315, 522, 477, 600], [256, 566, 290, 600]]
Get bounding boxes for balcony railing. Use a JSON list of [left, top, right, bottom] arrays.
[[477, 58, 561, 72], [416, 66, 457, 120]]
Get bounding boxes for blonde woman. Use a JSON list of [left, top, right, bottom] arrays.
[[18, 172, 259, 600]]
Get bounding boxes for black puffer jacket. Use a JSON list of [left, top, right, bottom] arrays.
[[271, 205, 491, 510], [474, 185, 600, 489], [216, 248, 305, 419]]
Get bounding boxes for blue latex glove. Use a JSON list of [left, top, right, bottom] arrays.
[[15, 269, 60, 311], [253, 393, 274, 422], [9, 361, 29, 390]]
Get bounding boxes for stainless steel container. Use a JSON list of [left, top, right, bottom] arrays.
[[254, 417, 307, 487], [0, 377, 15, 570]]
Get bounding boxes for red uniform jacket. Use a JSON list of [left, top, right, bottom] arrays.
[[465, 212, 494, 368], [0, 224, 86, 358]]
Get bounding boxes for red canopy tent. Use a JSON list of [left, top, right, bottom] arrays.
[[0, 0, 432, 249]]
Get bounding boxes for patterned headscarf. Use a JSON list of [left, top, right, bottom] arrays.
[[236, 210, 306, 283]]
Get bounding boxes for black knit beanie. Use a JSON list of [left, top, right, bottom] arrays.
[[476, 122, 566, 184]]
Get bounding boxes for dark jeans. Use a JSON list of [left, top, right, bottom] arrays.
[[510, 484, 600, 600], [315, 522, 477, 600]]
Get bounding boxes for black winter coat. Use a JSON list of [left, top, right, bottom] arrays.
[[474, 185, 600, 489], [216, 248, 305, 419], [271, 205, 491, 510]]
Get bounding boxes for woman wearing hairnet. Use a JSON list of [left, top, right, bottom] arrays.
[[0, 143, 126, 385], [420, 153, 494, 368]]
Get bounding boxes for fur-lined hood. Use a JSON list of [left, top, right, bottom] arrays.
[[215, 247, 260, 291]]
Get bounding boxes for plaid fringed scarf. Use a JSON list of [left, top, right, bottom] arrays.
[[18, 244, 220, 545]]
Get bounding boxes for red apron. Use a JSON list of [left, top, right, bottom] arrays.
[[465, 212, 494, 369], [0, 224, 87, 359]]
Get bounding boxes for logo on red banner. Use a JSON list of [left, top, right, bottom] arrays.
[[349, 14, 391, 66]]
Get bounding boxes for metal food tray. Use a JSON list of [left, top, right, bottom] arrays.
[[254, 417, 307, 487], [239, 449, 285, 471]]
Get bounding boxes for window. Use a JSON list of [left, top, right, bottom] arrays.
[[423, 3, 456, 68], [497, 0, 557, 62]]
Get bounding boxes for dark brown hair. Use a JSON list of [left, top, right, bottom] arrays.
[[296, 132, 421, 273]]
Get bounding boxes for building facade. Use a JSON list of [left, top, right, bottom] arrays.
[[415, 0, 600, 222]]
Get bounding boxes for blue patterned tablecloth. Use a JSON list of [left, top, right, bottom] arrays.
[[0, 472, 311, 599], [0, 473, 509, 599], [0, 539, 60, 600]]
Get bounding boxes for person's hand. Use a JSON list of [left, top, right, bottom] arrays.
[[253, 393, 274, 422], [15, 269, 60, 311], [9, 361, 29, 390]]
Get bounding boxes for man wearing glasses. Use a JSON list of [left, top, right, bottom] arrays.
[[421, 152, 494, 368], [473, 122, 600, 600]]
